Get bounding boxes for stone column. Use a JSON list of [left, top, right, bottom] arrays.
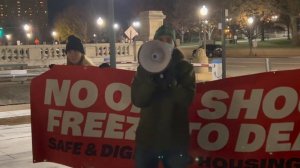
[[139, 11, 166, 41]]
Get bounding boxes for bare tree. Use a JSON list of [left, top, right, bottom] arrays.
[[230, 0, 278, 42], [54, 6, 88, 42], [275, 0, 300, 45], [230, 0, 300, 46], [171, 0, 199, 43]]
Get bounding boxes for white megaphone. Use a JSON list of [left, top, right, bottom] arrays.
[[138, 40, 173, 73]]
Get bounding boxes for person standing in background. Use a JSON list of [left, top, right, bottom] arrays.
[[65, 35, 95, 66]]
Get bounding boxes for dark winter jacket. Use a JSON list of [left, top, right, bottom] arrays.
[[131, 48, 196, 151]]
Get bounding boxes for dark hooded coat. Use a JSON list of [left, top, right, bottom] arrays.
[[131, 48, 196, 151]]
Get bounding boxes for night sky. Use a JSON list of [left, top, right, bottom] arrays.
[[48, 0, 136, 27]]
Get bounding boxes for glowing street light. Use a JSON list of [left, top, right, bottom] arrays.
[[26, 33, 32, 39], [199, 5, 208, 17], [5, 34, 12, 41], [97, 17, 104, 27], [271, 15, 278, 21], [132, 21, 141, 28], [23, 24, 31, 32], [247, 17, 254, 25], [52, 31, 57, 38], [113, 23, 119, 30]]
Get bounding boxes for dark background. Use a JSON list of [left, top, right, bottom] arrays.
[[48, 0, 137, 27]]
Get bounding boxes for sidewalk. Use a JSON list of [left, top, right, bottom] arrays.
[[226, 48, 300, 58], [0, 104, 30, 126], [0, 105, 69, 168], [0, 104, 30, 112]]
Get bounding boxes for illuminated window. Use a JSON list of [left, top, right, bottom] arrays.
[[17, 1, 20, 3]]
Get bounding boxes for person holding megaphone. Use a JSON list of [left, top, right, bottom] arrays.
[[131, 24, 196, 168]]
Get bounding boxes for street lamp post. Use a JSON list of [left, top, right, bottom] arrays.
[[108, 0, 116, 68], [114, 23, 120, 42], [5, 34, 12, 45], [247, 17, 254, 56], [26, 33, 32, 44], [51, 31, 57, 44], [180, 26, 184, 43], [23, 24, 32, 45], [221, 8, 228, 79], [199, 5, 208, 50], [93, 33, 97, 43], [96, 17, 104, 43]]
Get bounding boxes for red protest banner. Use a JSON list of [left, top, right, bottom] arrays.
[[31, 65, 138, 168], [189, 69, 300, 167], [31, 66, 300, 168]]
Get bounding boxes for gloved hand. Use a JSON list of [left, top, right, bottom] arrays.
[[136, 66, 155, 80], [153, 68, 178, 90]]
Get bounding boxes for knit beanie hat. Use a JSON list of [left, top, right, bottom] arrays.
[[66, 35, 85, 54], [153, 24, 176, 42]]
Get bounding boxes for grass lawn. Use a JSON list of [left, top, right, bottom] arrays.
[[181, 39, 299, 48], [226, 39, 298, 48]]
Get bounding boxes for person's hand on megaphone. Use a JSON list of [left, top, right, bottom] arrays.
[[136, 65, 155, 80], [153, 65, 178, 90], [137, 62, 178, 91]]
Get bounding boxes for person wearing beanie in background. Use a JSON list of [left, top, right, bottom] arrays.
[[131, 24, 196, 168], [49, 35, 94, 68], [65, 35, 94, 66]]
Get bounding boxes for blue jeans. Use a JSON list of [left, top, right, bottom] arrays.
[[135, 146, 190, 168]]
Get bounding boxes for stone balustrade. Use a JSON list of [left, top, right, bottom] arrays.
[[0, 42, 143, 67]]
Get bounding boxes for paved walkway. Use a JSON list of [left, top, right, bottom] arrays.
[[0, 106, 69, 168]]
